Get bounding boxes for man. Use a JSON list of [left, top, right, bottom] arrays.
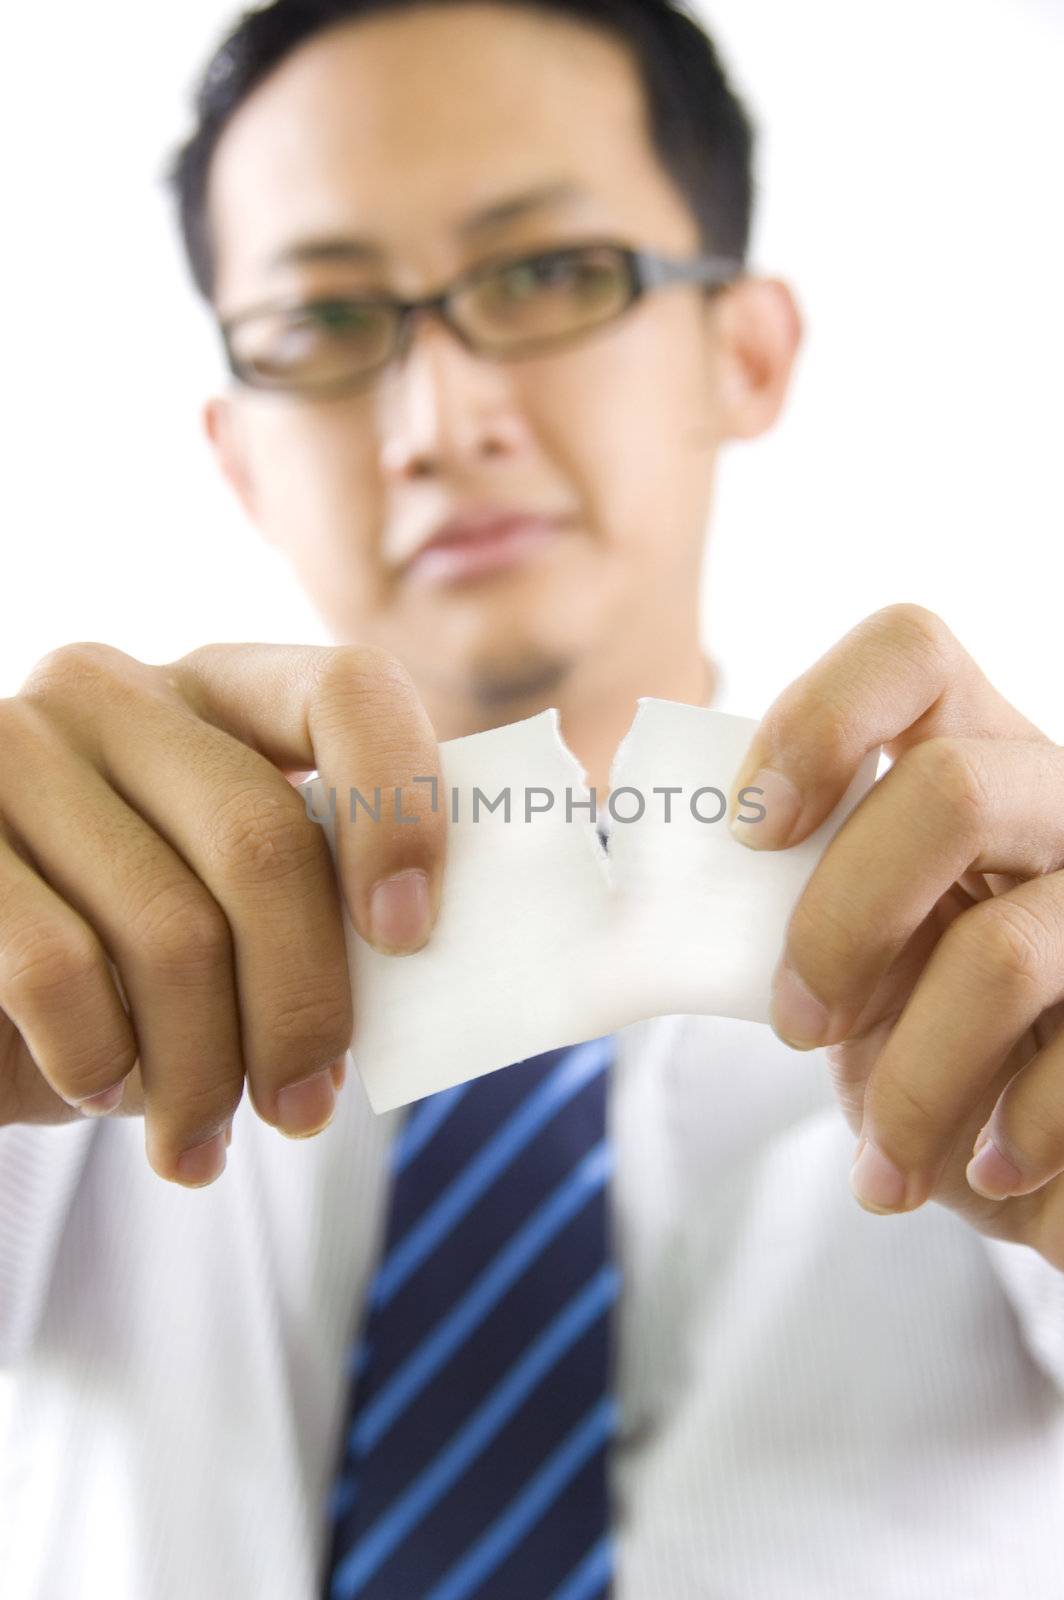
[[2, 1, 1063, 1596]]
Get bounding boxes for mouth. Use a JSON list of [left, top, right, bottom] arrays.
[[404, 511, 572, 586]]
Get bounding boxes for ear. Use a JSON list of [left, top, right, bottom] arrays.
[[714, 277, 803, 441], [203, 393, 268, 533]]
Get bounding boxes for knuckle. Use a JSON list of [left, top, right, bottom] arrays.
[[868, 602, 955, 663], [1, 921, 102, 1003], [788, 690, 855, 761], [953, 898, 1053, 999], [20, 641, 127, 701], [317, 644, 423, 724], [128, 881, 232, 976], [170, 1076, 243, 1131], [205, 784, 318, 890], [867, 1069, 941, 1145], [56, 1035, 138, 1102], [903, 737, 990, 834], [326, 642, 411, 692], [1006, 1096, 1063, 1157], [267, 984, 353, 1064], [787, 893, 862, 982], [755, 686, 853, 773]]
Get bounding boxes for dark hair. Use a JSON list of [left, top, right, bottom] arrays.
[[169, 0, 756, 302]]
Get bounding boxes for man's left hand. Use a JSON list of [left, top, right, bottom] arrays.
[[728, 603, 1064, 1270]]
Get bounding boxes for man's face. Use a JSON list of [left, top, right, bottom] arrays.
[[205, 3, 770, 721]]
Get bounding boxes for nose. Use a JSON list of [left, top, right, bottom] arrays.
[[376, 306, 528, 480]]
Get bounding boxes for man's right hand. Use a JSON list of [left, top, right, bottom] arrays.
[[0, 641, 446, 1185]]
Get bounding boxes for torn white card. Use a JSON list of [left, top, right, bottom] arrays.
[[299, 699, 880, 1112]]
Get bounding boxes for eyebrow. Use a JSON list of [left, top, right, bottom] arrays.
[[269, 181, 592, 270]]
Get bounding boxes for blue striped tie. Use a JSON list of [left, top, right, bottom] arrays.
[[321, 1034, 619, 1600]]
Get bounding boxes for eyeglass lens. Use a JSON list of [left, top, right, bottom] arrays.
[[227, 244, 636, 391]]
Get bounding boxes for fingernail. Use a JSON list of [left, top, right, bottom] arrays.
[[175, 1131, 227, 1187], [966, 1134, 1024, 1199], [770, 963, 830, 1048], [329, 1056, 348, 1094], [76, 1082, 125, 1116], [276, 1068, 337, 1139], [223, 1118, 234, 1149], [731, 767, 802, 848], [850, 1136, 909, 1213], [368, 869, 431, 953]]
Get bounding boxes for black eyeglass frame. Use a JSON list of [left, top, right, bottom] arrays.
[[218, 239, 745, 397]]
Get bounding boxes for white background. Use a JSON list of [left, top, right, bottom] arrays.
[[2, 0, 1062, 732]]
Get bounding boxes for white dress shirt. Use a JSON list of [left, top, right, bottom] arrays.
[[2, 1012, 1064, 1599]]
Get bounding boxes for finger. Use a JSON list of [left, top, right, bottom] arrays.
[[965, 1045, 1064, 1203], [0, 830, 138, 1116], [24, 641, 447, 949], [76, 680, 349, 1139], [170, 644, 446, 1129], [0, 705, 244, 1182], [966, 1007, 1064, 1205], [821, 890, 968, 1135], [153, 641, 447, 952], [726, 602, 1048, 851], [846, 871, 1064, 1214], [0, 1006, 149, 1125], [23, 642, 443, 1139], [768, 736, 1064, 1047], [0, 1014, 85, 1125]]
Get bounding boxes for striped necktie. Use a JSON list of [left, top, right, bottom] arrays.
[[321, 1034, 620, 1600]]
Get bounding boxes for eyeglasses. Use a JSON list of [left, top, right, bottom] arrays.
[[219, 239, 743, 397]]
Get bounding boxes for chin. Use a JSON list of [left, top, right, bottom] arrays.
[[402, 607, 578, 713], [464, 652, 572, 710], [376, 540, 614, 709]]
